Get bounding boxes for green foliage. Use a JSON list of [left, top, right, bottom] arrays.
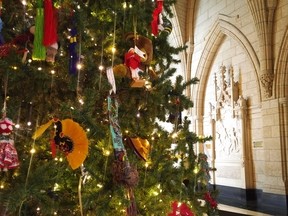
[[0, 0, 218, 215]]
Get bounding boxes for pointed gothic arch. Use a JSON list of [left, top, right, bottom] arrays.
[[191, 18, 261, 118]]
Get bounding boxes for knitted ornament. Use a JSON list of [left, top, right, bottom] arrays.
[[0, 117, 19, 171], [32, 0, 46, 60]]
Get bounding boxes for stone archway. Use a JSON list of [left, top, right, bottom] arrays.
[[191, 17, 260, 189]]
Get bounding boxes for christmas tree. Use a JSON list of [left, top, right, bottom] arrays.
[[0, 0, 218, 215]]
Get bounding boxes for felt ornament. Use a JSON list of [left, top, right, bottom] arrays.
[[32, 0, 46, 60], [69, 27, 78, 75], [113, 33, 154, 87], [168, 201, 194, 216], [151, 0, 163, 36], [0, 117, 19, 171], [43, 0, 58, 46], [125, 137, 150, 161], [43, 0, 59, 63], [32, 118, 89, 170]]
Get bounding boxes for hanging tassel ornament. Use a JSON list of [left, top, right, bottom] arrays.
[[32, 0, 46, 60], [69, 26, 78, 75], [0, 0, 3, 45], [43, 0, 58, 63], [151, 0, 163, 36]]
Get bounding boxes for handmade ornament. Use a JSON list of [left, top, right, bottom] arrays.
[[69, 27, 78, 75], [151, 0, 172, 36], [0, 117, 19, 171], [158, 14, 172, 35], [108, 96, 138, 215], [43, 0, 59, 63], [32, 0, 46, 60], [113, 33, 154, 87], [125, 137, 150, 161], [168, 201, 194, 216], [151, 0, 163, 36], [0, 18, 4, 45], [0, 26, 34, 59], [204, 192, 217, 209], [32, 118, 89, 170]]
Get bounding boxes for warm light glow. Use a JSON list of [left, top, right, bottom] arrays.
[[77, 63, 82, 70], [111, 47, 116, 54], [70, 106, 75, 110], [30, 148, 36, 154], [193, 167, 199, 174], [28, 59, 32, 63], [152, 191, 159, 196], [0, 184, 4, 189], [36, 207, 40, 211], [145, 162, 149, 168], [136, 112, 140, 118], [22, 0, 27, 6], [99, 65, 104, 71], [27, 121, 31, 126], [53, 183, 60, 191], [78, 97, 84, 105], [97, 184, 103, 188], [15, 124, 20, 129], [38, 67, 42, 71], [123, 2, 127, 9], [171, 132, 178, 139], [86, 128, 90, 132], [104, 150, 110, 156], [51, 70, 55, 74]]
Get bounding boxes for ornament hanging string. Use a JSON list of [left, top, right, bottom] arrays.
[[76, 33, 82, 98], [78, 165, 86, 216], [25, 117, 39, 188], [99, 40, 104, 90], [111, 11, 117, 68], [2, 72, 8, 117]]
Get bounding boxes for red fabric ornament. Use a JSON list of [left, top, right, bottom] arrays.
[[168, 201, 194, 216], [125, 48, 141, 70], [204, 192, 218, 208], [151, 0, 164, 36], [0, 117, 19, 171], [43, 0, 58, 46]]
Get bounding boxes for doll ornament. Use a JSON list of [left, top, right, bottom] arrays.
[[113, 33, 155, 87], [0, 117, 19, 171]]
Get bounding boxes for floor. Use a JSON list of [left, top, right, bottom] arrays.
[[219, 204, 276, 216]]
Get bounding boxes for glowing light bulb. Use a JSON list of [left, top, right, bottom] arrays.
[[22, 0, 27, 6], [99, 65, 104, 71], [30, 148, 36, 154], [38, 67, 42, 71], [77, 63, 82, 70], [27, 121, 31, 126], [171, 132, 178, 139], [51, 70, 55, 74], [111, 47, 116, 53]]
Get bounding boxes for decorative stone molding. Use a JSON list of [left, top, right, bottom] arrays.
[[260, 73, 274, 98]]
